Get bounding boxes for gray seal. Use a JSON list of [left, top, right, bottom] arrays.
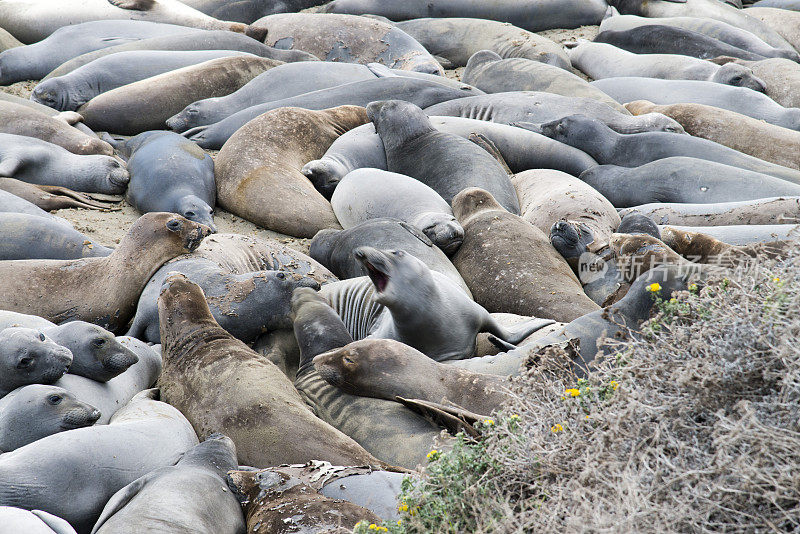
[[0, 385, 100, 452], [721, 57, 800, 109], [0, 133, 128, 195], [0, 389, 199, 533], [180, 0, 330, 23], [463, 50, 628, 112], [620, 197, 800, 226], [91, 435, 244, 534], [368, 99, 520, 213], [580, 158, 800, 207], [0, 328, 73, 397], [0, 213, 113, 261], [0, 508, 77, 534], [113, 131, 217, 231], [0, 190, 72, 222], [568, 40, 766, 91]]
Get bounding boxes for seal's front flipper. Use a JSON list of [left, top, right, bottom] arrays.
[[484, 317, 556, 346], [36, 185, 122, 211], [90, 474, 153, 534], [30, 510, 77, 534], [395, 397, 482, 438], [468, 133, 513, 176], [107, 0, 156, 11], [487, 335, 516, 353]]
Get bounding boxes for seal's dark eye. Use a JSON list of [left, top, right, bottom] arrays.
[[93, 338, 106, 347], [343, 356, 356, 365], [185, 211, 196, 218], [17, 356, 33, 369], [48, 395, 62, 405], [39, 333, 46, 341], [167, 219, 181, 231], [276, 272, 286, 280]]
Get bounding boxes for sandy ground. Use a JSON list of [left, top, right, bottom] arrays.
[[0, 25, 598, 254]]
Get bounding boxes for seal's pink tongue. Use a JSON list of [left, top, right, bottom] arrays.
[[365, 262, 388, 292]]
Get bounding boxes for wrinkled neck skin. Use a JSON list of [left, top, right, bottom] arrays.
[[375, 111, 436, 153], [178, 438, 238, 475], [160, 289, 230, 365], [295, 302, 354, 378]]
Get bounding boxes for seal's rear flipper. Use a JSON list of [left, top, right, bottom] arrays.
[[90, 475, 152, 534], [468, 133, 513, 176], [484, 316, 556, 346], [395, 397, 483, 438], [487, 335, 517, 353], [35, 185, 122, 211], [107, 0, 156, 10], [30, 510, 78, 534], [245, 25, 268, 43]]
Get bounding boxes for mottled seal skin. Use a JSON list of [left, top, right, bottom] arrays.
[[248, 12, 443, 74], [185, 76, 480, 150], [0, 213, 112, 261], [215, 106, 366, 238], [369, 99, 519, 213], [656, 224, 800, 245], [309, 218, 470, 295], [745, 6, 800, 54], [114, 131, 217, 231], [0, 0, 250, 44], [425, 92, 683, 135], [0, 20, 202, 82], [157, 273, 384, 468], [611, 232, 695, 282], [0, 508, 77, 534], [620, 197, 800, 226], [0, 385, 100, 452], [0, 212, 212, 332], [0, 328, 73, 397], [91, 435, 244, 534], [291, 288, 445, 469], [568, 40, 766, 91], [660, 226, 756, 264], [592, 77, 800, 132], [77, 56, 281, 136], [54, 338, 162, 425], [579, 158, 800, 207], [524, 115, 800, 184], [32, 50, 259, 112], [314, 338, 510, 416], [0, 389, 199, 533], [182, 0, 329, 23], [0, 133, 128, 195], [0, 102, 113, 156], [626, 100, 800, 170], [325, 0, 608, 32], [395, 17, 571, 70], [451, 188, 600, 322], [227, 470, 380, 534], [44, 30, 316, 80], [463, 50, 627, 113], [332, 169, 464, 255]]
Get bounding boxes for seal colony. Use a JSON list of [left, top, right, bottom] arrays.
[[0, 1, 799, 531]]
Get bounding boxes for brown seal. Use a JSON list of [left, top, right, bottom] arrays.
[[626, 100, 800, 170], [0, 178, 120, 211], [660, 226, 759, 264], [227, 469, 380, 534], [215, 105, 367, 238], [609, 232, 689, 282], [78, 56, 282, 135], [314, 338, 511, 416], [0, 212, 211, 331], [451, 187, 600, 322], [157, 273, 385, 468]]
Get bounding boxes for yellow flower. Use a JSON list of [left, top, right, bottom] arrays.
[[774, 277, 781, 283], [398, 502, 409, 512], [426, 449, 440, 461], [483, 418, 495, 426], [689, 283, 698, 292], [368, 524, 378, 531], [398, 520, 403, 526], [379, 528, 388, 532], [509, 414, 520, 422], [551, 423, 564, 433], [610, 380, 618, 390], [669, 297, 677, 304], [647, 282, 661, 292], [565, 388, 580, 397]]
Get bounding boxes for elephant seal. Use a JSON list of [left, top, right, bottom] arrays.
[[0, 385, 100, 452], [463, 50, 627, 113], [0, 102, 113, 156], [657, 224, 800, 244], [0, 508, 77, 534], [451, 188, 600, 321], [425, 92, 683, 135], [617, 213, 661, 238], [292, 288, 447, 469], [331, 169, 464, 255], [54, 338, 162, 424], [321, 247, 555, 360], [395, 17, 571, 70], [369, 99, 519, 213], [591, 77, 800, 132], [0, 179, 118, 212], [184, 77, 480, 150], [625, 101, 800, 170], [0, 212, 212, 331], [0, 20, 203, 82], [0, 133, 128, 195], [113, 131, 217, 230], [579, 158, 800, 207], [310, 218, 470, 295], [0, 190, 69, 222], [593, 25, 769, 61], [181, 0, 330, 23], [32, 49, 260, 112], [523, 115, 800, 184], [745, 6, 800, 53], [0, 213, 113, 261], [611, 232, 696, 282], [215, 106, 365, 237], [44, 30, 316, 80], [324, 0, 608, 32], [91, 435, 244, 534], [0, 389, 199, 533], [157, 273, 384, 467], [0, 328, 73, 397], [659, 226, 756, 264], [248, 12, 442, 74], [77, 55, 281, 135], [511, 169, 620, 252], [314, 338, 511, 415], [600, 14, 800, 60], [0, 0, 249, 44], [719, 58, 800, 108], [568, 40, 765, 91], [226, 469, 380, 534], [620, 197, 800, 226], [0, 27, 21, 51]]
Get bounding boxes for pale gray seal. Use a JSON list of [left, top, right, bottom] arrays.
[[0, 508, 77, 534], [0, 213, 112, 261], [181, 0, 329, 23], [0, 328, 73, 397], [619, 197, 800, 226]]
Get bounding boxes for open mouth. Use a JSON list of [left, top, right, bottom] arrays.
[[364, 261, 389, 293]]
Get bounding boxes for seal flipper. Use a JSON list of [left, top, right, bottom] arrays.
[[483, 316, 556, 345], [366, 63, 399, 78], [30, 510, 77, 534], [107, 0, 157, 10], [35, 185, 122, 211], [89, 474, 154, 534], [467, 133, 513, 176], [395, 397, 481, 438]]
